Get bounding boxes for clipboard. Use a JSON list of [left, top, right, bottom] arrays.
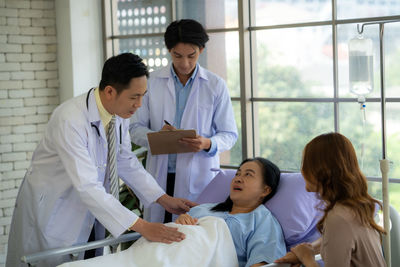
[[147, 129, 197, 155]]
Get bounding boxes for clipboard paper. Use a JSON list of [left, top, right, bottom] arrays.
[[147, 129, 197, 155]]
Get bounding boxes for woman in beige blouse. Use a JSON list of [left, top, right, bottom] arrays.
[[276, 132, 386, 267]]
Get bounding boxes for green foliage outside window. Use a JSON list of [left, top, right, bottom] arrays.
[[227, 44, 400, 212]]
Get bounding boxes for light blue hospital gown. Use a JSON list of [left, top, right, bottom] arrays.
[[188, 203, 286, 267]]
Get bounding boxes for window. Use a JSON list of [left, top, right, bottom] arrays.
[[104, 0, 241, 165], [104, 0, 400, 210], [108, 0, 171, 71]]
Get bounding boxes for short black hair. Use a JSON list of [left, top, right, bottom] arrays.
[[99, 53, 149, 94], [164, 19, 209, 50], [211, 157, 281, 212]]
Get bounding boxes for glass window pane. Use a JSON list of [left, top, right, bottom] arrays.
[[205, 32, 240, 97], [221, 100, 242, 165], [254, 0, 331, 26], [339, 102, 382, 177], [385, 23, 400, 98], [368, 181, 400, 214], [340, 102, 400, 179], [388, 182, 400, 214], [112, 37, 169, 72], [387, 103, 400, 179], [337, 0, 400, 20], [175, 0, 238, 28], [113, 0, 172, 36], [255, 102, 334, 171], [253, 26, 334, 98], [368, 181, 382, 205]]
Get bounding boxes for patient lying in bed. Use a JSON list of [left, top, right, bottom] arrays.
[[176, 157, 286, 267], [58, 157, 285, 267]]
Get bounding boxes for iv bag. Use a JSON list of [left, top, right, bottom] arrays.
[[348, 36, 374, 96]]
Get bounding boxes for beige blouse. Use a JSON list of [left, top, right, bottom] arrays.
[[320, 204, 386, 267]]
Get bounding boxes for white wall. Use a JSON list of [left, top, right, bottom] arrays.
[[56, 0, 103, 102], [0, 1, 59, 265], [0, 0, 103, 265]]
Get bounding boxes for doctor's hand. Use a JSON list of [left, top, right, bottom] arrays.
[[161, 124, 176, 131], [130, 218, 185, 244], [157, 194, 197, 215], [179, 135, 211, 152], [175, 213, 198, 225]]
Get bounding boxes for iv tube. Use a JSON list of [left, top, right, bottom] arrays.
[[359, 96, 367, 170]]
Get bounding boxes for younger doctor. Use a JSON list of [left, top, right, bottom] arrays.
[[130, 19, 238, 223], [6, 53, 196, 267]]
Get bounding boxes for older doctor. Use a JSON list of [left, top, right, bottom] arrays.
[[130, 19, 238, 223], [6, 53, 196, 267]]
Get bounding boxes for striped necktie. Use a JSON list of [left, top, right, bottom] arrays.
[[107, 115, 119, 200]]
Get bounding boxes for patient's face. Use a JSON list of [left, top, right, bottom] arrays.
[[230, 161, 270, 209]]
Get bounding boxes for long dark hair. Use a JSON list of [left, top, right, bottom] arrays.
[[302, 132, 385, 235], [211, 157, 280, 212]]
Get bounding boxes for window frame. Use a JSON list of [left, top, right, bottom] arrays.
[[102, 0, 400, 184]]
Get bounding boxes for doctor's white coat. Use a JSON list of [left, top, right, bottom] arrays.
[[130, 64, 238, 222], [6, 89, 165, 267]]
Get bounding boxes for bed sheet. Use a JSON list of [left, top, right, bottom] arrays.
[[57, 216, 238, 267]]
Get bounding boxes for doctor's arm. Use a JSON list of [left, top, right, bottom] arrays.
[[126, 195, 196, 243], [157, 193, 197, 215], [53, 119, 188, 245], [180, 80, 237, 154], [52, 119, 142, 238], [207, 81, 238, 152]]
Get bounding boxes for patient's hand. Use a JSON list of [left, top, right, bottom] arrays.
[[251, 262, 267, 267], [175, 213, 198, 225]]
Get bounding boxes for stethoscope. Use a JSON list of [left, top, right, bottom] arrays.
[[86, 88, 122, 147]]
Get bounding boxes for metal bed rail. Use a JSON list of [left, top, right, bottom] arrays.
[[21, 232, 141, 266]]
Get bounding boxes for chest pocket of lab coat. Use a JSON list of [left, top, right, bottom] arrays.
[[197, 103, 214, 136]]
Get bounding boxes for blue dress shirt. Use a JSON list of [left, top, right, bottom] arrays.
[[167, 64, 217, 173]]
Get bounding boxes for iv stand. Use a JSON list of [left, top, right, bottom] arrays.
[[357, 19, 400, 267]]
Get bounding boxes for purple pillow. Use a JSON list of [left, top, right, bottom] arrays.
[[196, 169, 322, 249]]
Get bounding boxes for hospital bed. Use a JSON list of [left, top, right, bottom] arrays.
[[21, 169, 400, 267]]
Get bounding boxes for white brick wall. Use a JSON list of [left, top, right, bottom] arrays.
[[0, 0, 59, 265]]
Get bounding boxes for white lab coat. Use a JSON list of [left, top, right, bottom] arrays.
[[130, 64, 238, 222], [6, 89, 165, 267]]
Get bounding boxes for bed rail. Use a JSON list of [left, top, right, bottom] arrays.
[[21, 232, 141, 266]]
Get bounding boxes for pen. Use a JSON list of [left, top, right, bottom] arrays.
[[164, 120, 172, 126]]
